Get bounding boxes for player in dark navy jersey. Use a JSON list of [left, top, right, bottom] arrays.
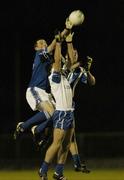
[[14, 39, 56, 140], [13, 18, 74, 140], [62, 32, 95, 173]]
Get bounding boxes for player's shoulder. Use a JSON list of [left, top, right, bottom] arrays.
[[49, 70, 61, 83], [52, 72, 61, 83]]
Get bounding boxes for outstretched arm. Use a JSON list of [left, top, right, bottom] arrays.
[[66, 32, 75, 67], [53, 42, 61, 72], [48, 19, 73, 53], [87, 71, 96, 86], [85, 56, 96, 86]]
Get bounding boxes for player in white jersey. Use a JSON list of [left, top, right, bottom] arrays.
[[38, 33, 74, 180]]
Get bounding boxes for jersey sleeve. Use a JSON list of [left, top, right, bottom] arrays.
[[38, 49, 50, 63], [81, 72, 87, 84], [49, 71, 61, 94], [51, 71, 61, 83]]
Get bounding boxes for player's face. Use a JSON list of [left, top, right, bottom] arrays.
[[35, 39, 48, 50], [73, 49, 78, 63]]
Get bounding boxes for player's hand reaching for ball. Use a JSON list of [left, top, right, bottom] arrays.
[[66, 32, 74, 43], [65, 18, 73, 30]]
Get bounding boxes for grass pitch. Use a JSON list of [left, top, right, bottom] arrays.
[[0, 169, 124, 180]]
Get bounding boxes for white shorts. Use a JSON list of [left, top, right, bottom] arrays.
[[26, 87, 53, 111]]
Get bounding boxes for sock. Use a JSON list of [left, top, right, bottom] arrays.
[[72, 154, 81, 167], [21, 111, 47, 130], [55, 164, 64, 176], [40, 161, 49, 174], [35, 119, 51, 134]]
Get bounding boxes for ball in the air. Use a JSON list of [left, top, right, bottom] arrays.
[[69, 10, 85, 26]]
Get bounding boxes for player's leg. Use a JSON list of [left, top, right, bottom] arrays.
[[39, 128, 65, 178], [26, 87, 55, 118], [14, 88, 55, 140], [37, 100, 55, 117], [13, 111, 48, 139], [39, 109, 73, 179], [31, 119, 53, 148], [31, 101, 55, 147], [70, 130, 90, 173], [70, 130, 82, 169], [53, 128, 74, 180]]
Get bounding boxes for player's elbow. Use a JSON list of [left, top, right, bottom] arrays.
[[89, 77, 96, 86]]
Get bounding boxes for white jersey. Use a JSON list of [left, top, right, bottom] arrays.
[[49, 72, 73, 111]]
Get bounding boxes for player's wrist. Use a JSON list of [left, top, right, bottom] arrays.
[[54, 30, 62, 43], [66, 41, 72, 43], [65, 27, 71, 31]]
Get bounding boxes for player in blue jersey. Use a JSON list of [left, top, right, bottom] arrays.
[[13, 18, 73, 139], [64, 32, 95, 173], [13, 38, 55, 139]]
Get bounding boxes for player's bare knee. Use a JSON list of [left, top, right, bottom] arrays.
[[52, 141, 61, 150]]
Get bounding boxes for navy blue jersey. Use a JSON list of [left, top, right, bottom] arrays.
[[28, 49, 52, 92], [67, 67, 87, 97], [68, 67, 87, 86]]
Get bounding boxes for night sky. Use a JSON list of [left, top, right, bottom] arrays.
[[0, 0, 124, 134]]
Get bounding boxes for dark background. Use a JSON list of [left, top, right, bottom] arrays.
[[0, 0, 124, 134]]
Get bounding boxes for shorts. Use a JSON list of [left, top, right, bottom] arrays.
[[26, 87, 54, 111], [52, 110, 74, 130]]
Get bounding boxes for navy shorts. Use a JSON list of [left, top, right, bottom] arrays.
[[52, 110, 74, 130]]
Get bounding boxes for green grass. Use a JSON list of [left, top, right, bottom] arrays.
[[0, 169, 124, 180]]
